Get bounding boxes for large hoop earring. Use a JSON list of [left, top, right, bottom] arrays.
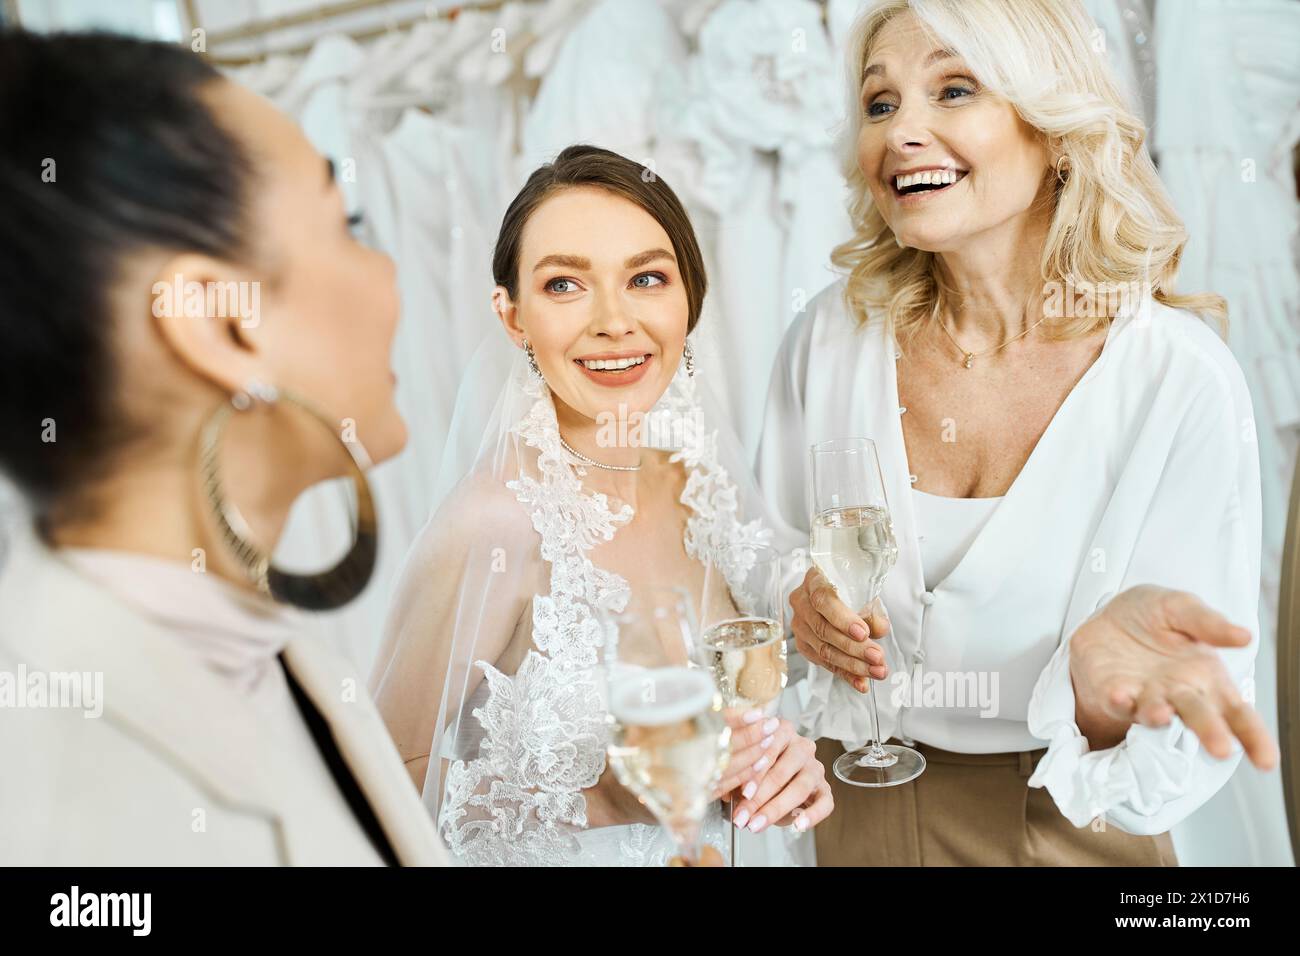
[[199, 380, 378, 611]]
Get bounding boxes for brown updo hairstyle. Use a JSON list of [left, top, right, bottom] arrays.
[[492, 144, 708, 334]]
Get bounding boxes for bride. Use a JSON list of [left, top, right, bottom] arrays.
[[370, 144, 830, 866]]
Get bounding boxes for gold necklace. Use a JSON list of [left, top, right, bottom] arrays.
[[939, 311, 1049, 368]]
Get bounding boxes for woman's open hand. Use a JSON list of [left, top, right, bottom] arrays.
[[1069, 585, 1278, 769], [789, 565, 889, 691]]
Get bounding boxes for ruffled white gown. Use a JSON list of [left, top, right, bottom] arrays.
[[1152, 0, 1300, 867]]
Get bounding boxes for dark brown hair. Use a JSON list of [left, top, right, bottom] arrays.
[[0, 31, 254, 530], [491, 144, 707, 333]]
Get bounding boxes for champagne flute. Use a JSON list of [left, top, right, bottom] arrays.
[[600, 586, 731, 865], [699, 544, 788, 866], [808, 437, 925, 787]]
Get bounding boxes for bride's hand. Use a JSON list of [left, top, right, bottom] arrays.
[[714, 710, 833, 834], [790, 566, 889, 691]]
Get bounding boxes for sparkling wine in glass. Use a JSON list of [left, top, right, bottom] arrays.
[[601, 587, 731, 864], [699, 544, 788, 864], [809, 437, 925, 788]]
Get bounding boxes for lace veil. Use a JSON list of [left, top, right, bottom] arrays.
[[371, 330, 803, 865]]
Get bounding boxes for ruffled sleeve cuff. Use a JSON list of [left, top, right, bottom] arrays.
[[1026, 640, 1202, 832]]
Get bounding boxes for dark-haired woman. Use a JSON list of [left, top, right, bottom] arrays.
[[371, 145, 831, 866], [0, 32, 446, 865]]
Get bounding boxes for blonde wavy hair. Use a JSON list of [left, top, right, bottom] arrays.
[[831, 0, 1226, 344]]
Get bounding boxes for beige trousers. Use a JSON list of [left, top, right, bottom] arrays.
[[814, 738, 1179, 867]]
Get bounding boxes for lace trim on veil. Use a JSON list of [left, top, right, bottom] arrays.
[[438, 357, 772, 866]]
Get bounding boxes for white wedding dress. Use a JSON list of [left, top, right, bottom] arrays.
[[375, 345, 804, 866], [1151, 0, 1300, 867]]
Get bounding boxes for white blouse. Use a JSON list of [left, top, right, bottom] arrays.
[[756, 279, 1262, 835]]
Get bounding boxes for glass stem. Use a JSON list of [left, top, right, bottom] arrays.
[[728, 795, 738, 867], [675, 821, 702, 866], [861, 593, 894, 763], [865, 676, 889, 758]]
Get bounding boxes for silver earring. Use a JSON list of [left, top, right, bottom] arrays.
[[523, 339, 542, 378], [683, 340, 695, 378]]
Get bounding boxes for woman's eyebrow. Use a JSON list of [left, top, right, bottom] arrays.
[[862, 47, 958, 82], [625, 248, 676, 269], [532, 248, 676, 272], [533, 253, 590, 271]]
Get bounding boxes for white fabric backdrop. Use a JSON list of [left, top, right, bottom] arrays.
[[1, 0, 1293, 866]]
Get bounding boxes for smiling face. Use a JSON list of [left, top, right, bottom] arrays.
[[856, 14, 1052, 253], [496, 186, 689, 426]]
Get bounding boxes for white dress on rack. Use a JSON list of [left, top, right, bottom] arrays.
[[516, 0, 686, 181], [1151, 0, 1300, 867], [660, 0, 853, 457]]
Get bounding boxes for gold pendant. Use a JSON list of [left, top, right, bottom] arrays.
[[963, 353, 974, 369]]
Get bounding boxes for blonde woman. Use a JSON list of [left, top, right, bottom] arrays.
[[758, 0, 1277, 865]]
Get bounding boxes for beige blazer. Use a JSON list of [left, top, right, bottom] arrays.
[[0, 527, 450, 866]]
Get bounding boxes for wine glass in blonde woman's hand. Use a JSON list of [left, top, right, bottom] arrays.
[[1069, 585, 1279, 769], [808, 437, 925, 788], [790, 565, 891, 693]]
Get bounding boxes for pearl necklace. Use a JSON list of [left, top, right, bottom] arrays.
[[558, 436, 642, 472]]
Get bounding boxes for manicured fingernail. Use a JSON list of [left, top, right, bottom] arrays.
[[754, 755, 770, 772], [733, 808, 751, 829], [742, 781, 757, 800], [743, 708, 763, 725], [748, 814, 768, 833], [760, 735, 774, 750], [795, 814, 810, 832], [850, 622, 868, 640], [762, 717, 779, 734]]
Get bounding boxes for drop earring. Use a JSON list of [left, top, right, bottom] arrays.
[[523, 339, 542, 379], [683, 340, 695, 378]]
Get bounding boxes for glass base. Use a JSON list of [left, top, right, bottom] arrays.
[[833, 744, 927, 788]]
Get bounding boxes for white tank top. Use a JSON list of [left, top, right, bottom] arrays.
[[911, 488, 1003, 592]]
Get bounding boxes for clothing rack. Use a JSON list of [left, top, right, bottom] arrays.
[[200, 0, 530, 66]]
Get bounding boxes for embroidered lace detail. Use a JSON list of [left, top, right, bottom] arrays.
[[440, 357, 765, 865]]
